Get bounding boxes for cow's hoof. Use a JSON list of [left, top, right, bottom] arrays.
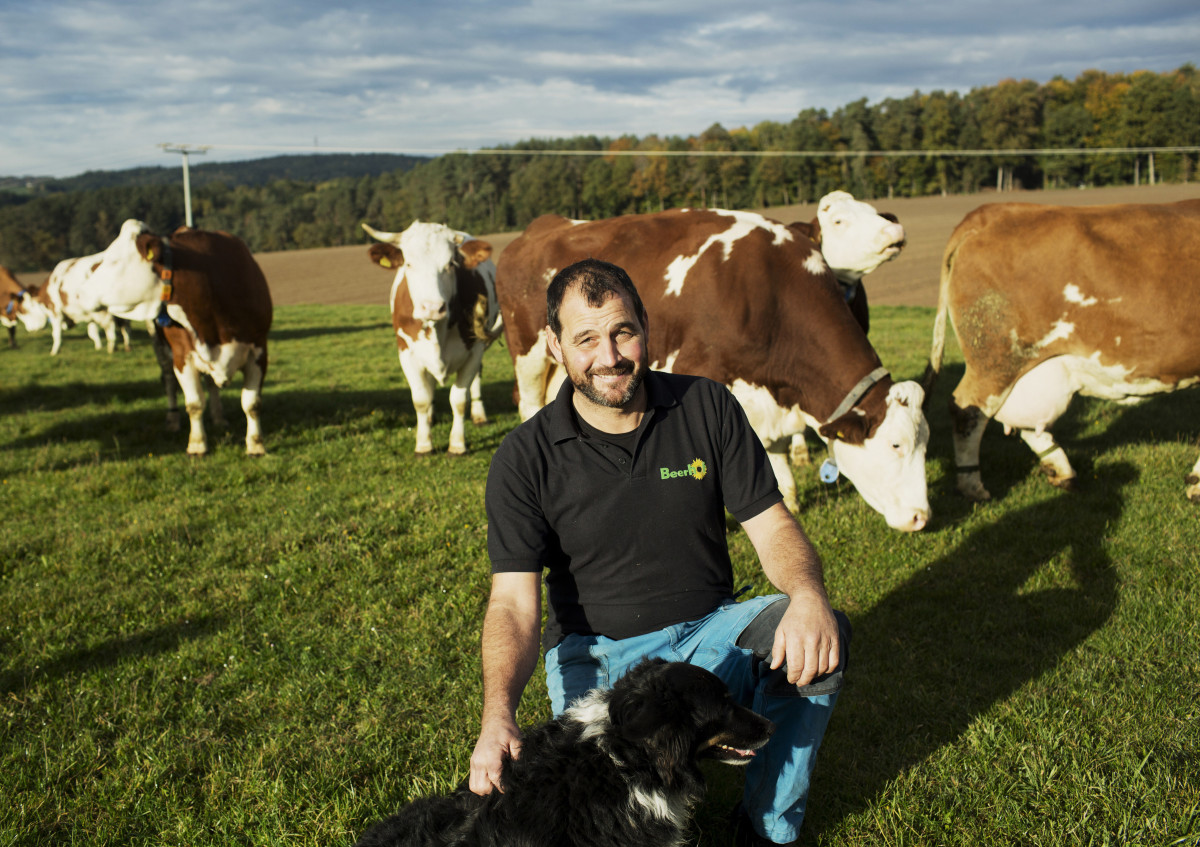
[[246, 441, 266, 457], [471, 415, 489, 426], [187, 443, 208, 456], [957, 482, 991, 502], [1186, 475, 1200, 502], [447, 447, 468, 457]]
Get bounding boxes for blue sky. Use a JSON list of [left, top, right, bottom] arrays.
[[2, 0, 1197, 178]]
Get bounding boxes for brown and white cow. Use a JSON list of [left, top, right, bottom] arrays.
[[2, 264, 49, 348], [782, 191, 906, 464], [925, 199, 1200, 503], [18, 255, 132, 355], [362, 221, 502, 455], [495, 209, 931, 532], [789, 190, 906, 335], [78, 219, 273, 456]]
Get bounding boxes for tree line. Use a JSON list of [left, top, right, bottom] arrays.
[[2, 66, 1197, 273]]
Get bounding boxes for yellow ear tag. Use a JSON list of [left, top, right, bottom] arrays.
[[147, 249, 155, 261], [380, 257, 392, 268], [837, 431, 844, 439]]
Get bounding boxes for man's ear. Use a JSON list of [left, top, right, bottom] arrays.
[[546, 325, 565, 365]]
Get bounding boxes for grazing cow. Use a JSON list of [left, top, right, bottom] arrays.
[[2, 265, 49, 348], [495, 209, 930, 532], [362, 221, 503, 455], [79, 219, 273, 456], [925, 199, 1200, 503], [14, 256, 132, 355]]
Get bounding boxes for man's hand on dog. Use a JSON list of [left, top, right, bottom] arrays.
[[469, 716, 523, 795], [771, 588, 840, 686]]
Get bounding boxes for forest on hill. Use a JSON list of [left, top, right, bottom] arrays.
[[1, 66, 1197, 273]]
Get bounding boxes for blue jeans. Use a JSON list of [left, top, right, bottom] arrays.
[[545, 594, 843, 844]]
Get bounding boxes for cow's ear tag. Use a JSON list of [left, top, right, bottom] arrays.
[[819, 458, 840, 484], [380, 257, 392, 268], [147, 249, 155, 261]]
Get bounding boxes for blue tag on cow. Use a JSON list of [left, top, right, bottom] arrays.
[[819, 458, 840, 484]]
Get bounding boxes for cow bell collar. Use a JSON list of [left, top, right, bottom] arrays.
[[824, 366, 890, 425], [146, 237, 176, 295]]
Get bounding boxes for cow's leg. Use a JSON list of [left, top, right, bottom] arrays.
[[207, 376, 227, 428], [449, 346, 488, 454], [1185, 454, 1200, 503], [6, 324, 15, 348], [240, 348, 267, 456], [949, 399, 992, 501], [995, 360, 1077, 491], [87, 321, 106, 351], [1018, 428, 1076, 490], [469, 371, 488, 425], [175, 361, 208, 455], [448, 382, 470, 455], [766, 448, 799, 512], [789, 432, 811, 467], [399, 351, 436, 454], [513, 344, 549, 421], [49, 315, 64, 356], [152, 327, 181, 431], [115, 317, 132, 352]]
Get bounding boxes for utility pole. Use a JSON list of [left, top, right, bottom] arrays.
[[159, 144, 210, 227]]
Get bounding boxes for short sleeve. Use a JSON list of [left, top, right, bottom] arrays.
[[485, 437, 553, 573]]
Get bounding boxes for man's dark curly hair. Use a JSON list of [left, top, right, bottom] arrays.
[[546, 258, 647, 336]]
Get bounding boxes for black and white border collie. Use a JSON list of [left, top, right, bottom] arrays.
[[355, 658, 774, 847]]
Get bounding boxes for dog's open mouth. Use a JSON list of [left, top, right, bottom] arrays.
[[705, 740, 764, 765]]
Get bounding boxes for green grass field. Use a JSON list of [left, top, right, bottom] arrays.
[[2, 305, 1197, 846]]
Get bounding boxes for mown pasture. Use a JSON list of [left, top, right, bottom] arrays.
[[2, 303, 1197, 846]]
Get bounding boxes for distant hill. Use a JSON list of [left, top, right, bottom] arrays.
[[0, 153, 430, 197]]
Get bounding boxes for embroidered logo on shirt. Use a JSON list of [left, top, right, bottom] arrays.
[[660, 458, 708, 480]]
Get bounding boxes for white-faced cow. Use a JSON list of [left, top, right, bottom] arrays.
[[789, 190, 906, 335], [2, 264, 49, 348], [495, 208, 931, 532], [362, 221, 502, 456], [925, 199, 1200, 503], [78, 219, 273, 456], [782, 190, 906, 464], [23, 255, 133, 355]]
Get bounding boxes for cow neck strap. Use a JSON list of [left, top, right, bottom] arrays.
[[154, 238, 184, 329], [156, 238, 175, 295], [823, 366, 889, 425]]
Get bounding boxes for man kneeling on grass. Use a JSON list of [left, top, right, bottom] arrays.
[[469, 258, 851, 846]]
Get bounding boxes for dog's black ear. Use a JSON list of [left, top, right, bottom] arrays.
[[608, 660, 695, 785]]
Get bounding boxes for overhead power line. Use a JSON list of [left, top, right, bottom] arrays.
[[159, 141, 1200, 159]]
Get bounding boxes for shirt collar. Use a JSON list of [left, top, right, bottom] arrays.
[[547, 370, 679, 444]]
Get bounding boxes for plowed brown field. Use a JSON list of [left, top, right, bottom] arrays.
[[19, 184, 1198, 307]]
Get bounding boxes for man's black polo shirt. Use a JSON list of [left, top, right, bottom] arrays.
[[486, 370, 782, 652]]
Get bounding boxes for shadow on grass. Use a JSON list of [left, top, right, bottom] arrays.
[[0, 379, 165, 416], [0, 614, 226, 698], [806, 462, 1131, 836], [269, 321, 391, 342], [2, 378, 519, 462]]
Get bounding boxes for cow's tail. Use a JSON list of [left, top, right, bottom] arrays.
[[921, 232, 959, 405]]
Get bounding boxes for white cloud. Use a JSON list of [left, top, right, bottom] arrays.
[[1, 0, 1197, 176]]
